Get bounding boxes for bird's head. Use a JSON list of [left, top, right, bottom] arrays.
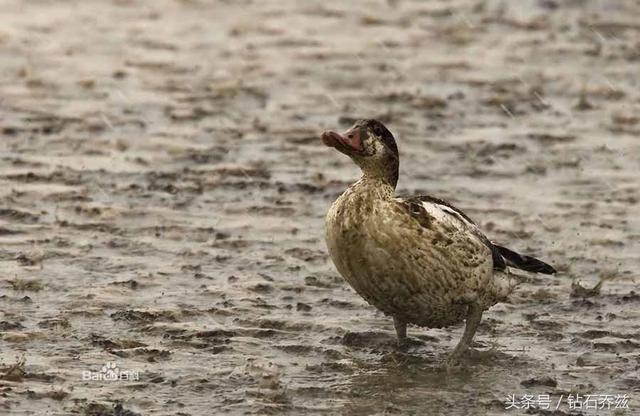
[[321, 119, 399, 188]]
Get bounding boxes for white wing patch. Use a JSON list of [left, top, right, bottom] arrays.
[[426, 201, 475, 228], [395, 196, 490, 246]]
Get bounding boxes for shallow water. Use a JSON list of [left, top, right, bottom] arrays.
[[0, 0, 639, 415]]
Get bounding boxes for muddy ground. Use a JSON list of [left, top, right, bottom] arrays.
[[1, 0, 639, 415]]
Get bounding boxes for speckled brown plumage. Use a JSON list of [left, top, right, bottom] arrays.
[[325, 176, 512, 329], [321, 119, 556, 358]]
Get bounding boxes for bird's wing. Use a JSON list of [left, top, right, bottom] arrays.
[[394, 195, 507, 271]]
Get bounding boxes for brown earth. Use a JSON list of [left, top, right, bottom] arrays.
[[0, 0, 639, 415]]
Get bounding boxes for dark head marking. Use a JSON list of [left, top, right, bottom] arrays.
[[361, 119, 398, 159], [358, 119, 399, 189], [321, 118, 400, 189]]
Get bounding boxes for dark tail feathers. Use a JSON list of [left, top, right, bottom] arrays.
[[493, 244, 556, 275]]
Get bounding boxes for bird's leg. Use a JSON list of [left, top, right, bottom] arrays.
[[448, 302, 483, 362], [393, 316, 408, 349]]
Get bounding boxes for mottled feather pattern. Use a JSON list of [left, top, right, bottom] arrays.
[[402, 195, 508, 271], [325, 178, 513, 328], [403, 195, 555, 275], [323, 119, 556, 354]]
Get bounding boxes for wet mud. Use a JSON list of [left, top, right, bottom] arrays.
[[0, 0, 639, 415]]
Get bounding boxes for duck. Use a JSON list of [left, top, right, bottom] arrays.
[[321, 119, 556, 360]]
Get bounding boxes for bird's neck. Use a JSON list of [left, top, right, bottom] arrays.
[[358, 156, 399, 190], [351, 174, 396, 200]]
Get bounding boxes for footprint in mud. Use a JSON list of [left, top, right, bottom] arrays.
[[341, 330, 428, 351]]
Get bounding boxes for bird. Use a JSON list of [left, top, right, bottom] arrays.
[[321, 119, 556, 361]]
